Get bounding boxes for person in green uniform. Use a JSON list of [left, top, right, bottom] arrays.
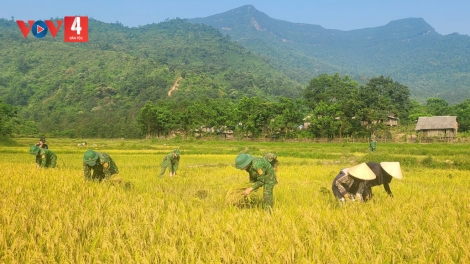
[[263, 152, 278, 172], [29, 145, 57, 169], [369, 135, 377, 152], [83, 150, 119, 181], [159, 149, 180, 177], [235, 153, 278, 212]]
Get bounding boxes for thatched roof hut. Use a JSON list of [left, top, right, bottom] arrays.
[[415, 116, 458, 138]]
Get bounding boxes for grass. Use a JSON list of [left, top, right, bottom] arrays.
[[0, 138, 469, 263]]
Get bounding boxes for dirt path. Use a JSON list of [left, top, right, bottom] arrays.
[[168, 77, 183, 97]]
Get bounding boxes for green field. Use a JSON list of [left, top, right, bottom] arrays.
[[1, 138, 469, 263]]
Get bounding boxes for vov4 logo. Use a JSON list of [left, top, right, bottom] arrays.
[[16, 16, 88, 42]]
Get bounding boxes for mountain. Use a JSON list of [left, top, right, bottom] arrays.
[[188, 5, 470, 104], [0, 18, 302, 137]]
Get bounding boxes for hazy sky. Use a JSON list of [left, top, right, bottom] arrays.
[[1, 0, 469, 36]]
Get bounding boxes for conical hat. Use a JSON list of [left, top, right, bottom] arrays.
[[348, 163, 376, 180], [380, 162, 403, 179]]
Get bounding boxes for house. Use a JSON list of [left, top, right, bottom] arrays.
[[385, 116, 399, 126], [415, 116, 458, 138], [361, 116, 398, 126]]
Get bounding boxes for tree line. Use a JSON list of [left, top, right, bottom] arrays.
[[2, 74, 470, 139], [136, 74, 470, 139]]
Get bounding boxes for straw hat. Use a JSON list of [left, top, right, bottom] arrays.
[[348, 163, 376, 180], [380, 162, 403, 179]]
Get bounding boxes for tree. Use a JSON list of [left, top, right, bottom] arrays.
[[356, 76, 411, 135], [302, 73, 361, 137], [302, 73, 358, 110], [0, 100, 17, 137], [235, 96, 272, 138], [452, 99, 470, 132], [359, 76, 411, 118], [137, 103, 159, 138], [425, 98, 451, 116], [270, 97, 304, 138], [407, 100, 431, 123], [307, 102, 342, 138], [154, 106, 173, 137]]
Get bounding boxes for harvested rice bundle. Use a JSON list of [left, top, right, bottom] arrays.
[[225, 185, 260, 208]]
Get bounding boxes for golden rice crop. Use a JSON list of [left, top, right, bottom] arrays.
[[225, 184, 261, 208], [1, 138, 469, 263]]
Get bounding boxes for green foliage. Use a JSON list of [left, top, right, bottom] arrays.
[[0, 100, 16, 136], [189, 7, 470, 104], [0, 136, 18, 146], [452, 99, 470, 131], [453, 156, 470, 170], [307, 102, 341, 138], [302, 74, 413, 137], [421, 155, 434, 168], [3, 15, 470, 139], [425, 98, 450, 116], [137, 97, 304, 139], [360, 76, 412, 119], [0, 18, 303, 138], [302, 73, 359, 110]]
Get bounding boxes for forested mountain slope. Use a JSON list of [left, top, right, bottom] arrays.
[[0, 18, 302, 137], [189, 5, 470, 103]]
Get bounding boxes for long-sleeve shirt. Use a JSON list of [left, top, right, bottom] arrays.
[[83, 152, 119, 181], [245, 157, 277, 190], [333, 168, 355, 196], [161, 152, 180, 172]]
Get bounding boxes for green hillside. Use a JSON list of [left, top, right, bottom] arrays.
[[188, 5, 470, 104], [0, 18, 302, 137]]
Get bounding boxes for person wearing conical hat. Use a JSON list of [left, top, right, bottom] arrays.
[[159, 149, 180, 178], [83, 150, 119, 181], [235, 153, 278, 212], [360, 162, 403, 200], [29, 145, 57, 169], [332, 163, 376, 204]]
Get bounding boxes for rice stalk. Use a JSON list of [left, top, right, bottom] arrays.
[[225, 185, 260, 208]]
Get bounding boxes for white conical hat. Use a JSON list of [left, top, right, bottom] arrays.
[[380, 162, 403, 179], [348, 163, 376, 180]]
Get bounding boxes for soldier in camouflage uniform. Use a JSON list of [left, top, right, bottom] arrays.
[[83, 150, 119, 181], [235, 153, 278, 211], [263, 152, 278, 172], [369, 135, 377, 152], [159, 149, 180, 177], [29, 145, 57, 168]]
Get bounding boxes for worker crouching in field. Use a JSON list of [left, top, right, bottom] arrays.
[[235, 153, 278, 212], [159, 149, 180, 178], [332, 163, 376, 204], [358, 162, 403, 201], [83, 150, 119, 181], [29, 145, 57, 169]]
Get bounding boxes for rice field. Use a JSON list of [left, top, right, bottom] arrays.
[[1, 138, 469, 263]]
